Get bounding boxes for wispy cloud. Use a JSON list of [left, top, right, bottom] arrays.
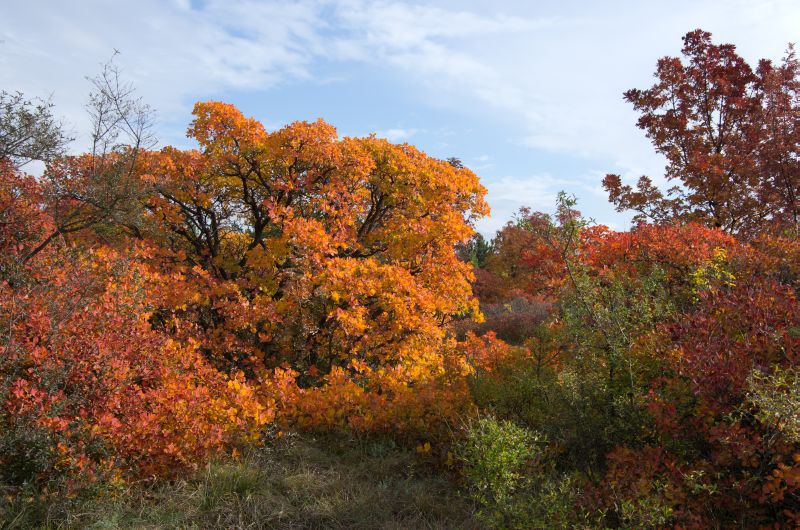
[[2, 1, 327, 145], [0, 0, 542, 146], [2, 0, 798, 231], [8, 0, 795, 157]]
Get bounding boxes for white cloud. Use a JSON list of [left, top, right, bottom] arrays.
[[330, 0, 799, 197], [1, 1, 327, 147], [0, 0, 540, 147], [2, 0, 798, 230], [476, 174, 572, 235], [375, 127, 418, 142]]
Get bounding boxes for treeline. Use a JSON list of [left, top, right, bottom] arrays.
[[1, 29, 798, 528]]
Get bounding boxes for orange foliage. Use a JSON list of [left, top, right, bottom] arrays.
[[1, 160, 269, 484], [1, 248, 269, 482], [582, 222, 738, 277], [125, 102, 487, 437], [459, 331, 517, 373], [2, 102, 489, 467], [267, 350, 474, 441], [486, 215, 740, 303]]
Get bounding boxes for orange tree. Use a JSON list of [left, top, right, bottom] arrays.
[[62, 101, 490, 437]]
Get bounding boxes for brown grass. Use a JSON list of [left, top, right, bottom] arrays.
[[5, 433, 480, 530]]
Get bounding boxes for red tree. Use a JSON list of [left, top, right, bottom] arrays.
[[604, 29, 799, 237]]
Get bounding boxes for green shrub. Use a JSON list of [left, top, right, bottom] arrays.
[[470, 356, 651, 474], [747, 366, 800, 443], [457, 416, 593, 528], [0, 419, 57, 489], [458, 416, 541, 508]]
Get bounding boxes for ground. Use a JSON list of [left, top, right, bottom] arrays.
[[13, 433, 480, 530]]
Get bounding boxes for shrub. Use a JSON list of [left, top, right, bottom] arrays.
[[0, 248, 270, 492], [458, 416, 541, 507], [748, 366, 800, 444], [457, 415, 592, 528]]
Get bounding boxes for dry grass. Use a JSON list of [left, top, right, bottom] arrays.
[[6, 433, 479, 530]]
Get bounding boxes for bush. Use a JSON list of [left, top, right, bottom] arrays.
[[457, 415, 592, 529], [471, 359, 651, 474], [0, 249, 270, 495], [748, 366, 800, 444], [458, 416, 541, 507]]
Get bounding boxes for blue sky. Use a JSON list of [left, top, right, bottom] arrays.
[[2, 0, 798, 235]]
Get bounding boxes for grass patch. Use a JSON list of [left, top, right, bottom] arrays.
[[4, 433, 478, 529]]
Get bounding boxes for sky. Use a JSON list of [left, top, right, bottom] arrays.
[[2, 0, 798, 235]]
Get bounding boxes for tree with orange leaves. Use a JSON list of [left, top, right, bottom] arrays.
[[32, 100, 487, 436], [134, 101, 488, 394]]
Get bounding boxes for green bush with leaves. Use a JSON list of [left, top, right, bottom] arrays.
[[458, 416, 540, 507], [457, 415, 592, 528], [748, 366, 800, 444], [468, 197, 674, 474]]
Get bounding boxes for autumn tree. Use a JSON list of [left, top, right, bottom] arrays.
[[1, 65, 269, 488], [48, 101, 487, 437], [482, 199, 584, 301], [757, 48, 800, 229], [604, 29, 799, 237]]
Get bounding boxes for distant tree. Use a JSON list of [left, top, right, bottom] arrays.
[[26, 56, 156, 262], [484, 206, 568, 299], [604, 29, 799, 237], [446, 157, 465, 169], [457, 232, 494, 268], [0, 91, 71, 168]]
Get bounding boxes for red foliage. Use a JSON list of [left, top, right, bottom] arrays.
[[672, 279, 799, 412], [0, 159, 53, 273], [604, 249, 800, 526], [1, 249, 269, 482], [0, 159, 268, 485], [582, 222, 738, 278], [604, 30, 799, 237]]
